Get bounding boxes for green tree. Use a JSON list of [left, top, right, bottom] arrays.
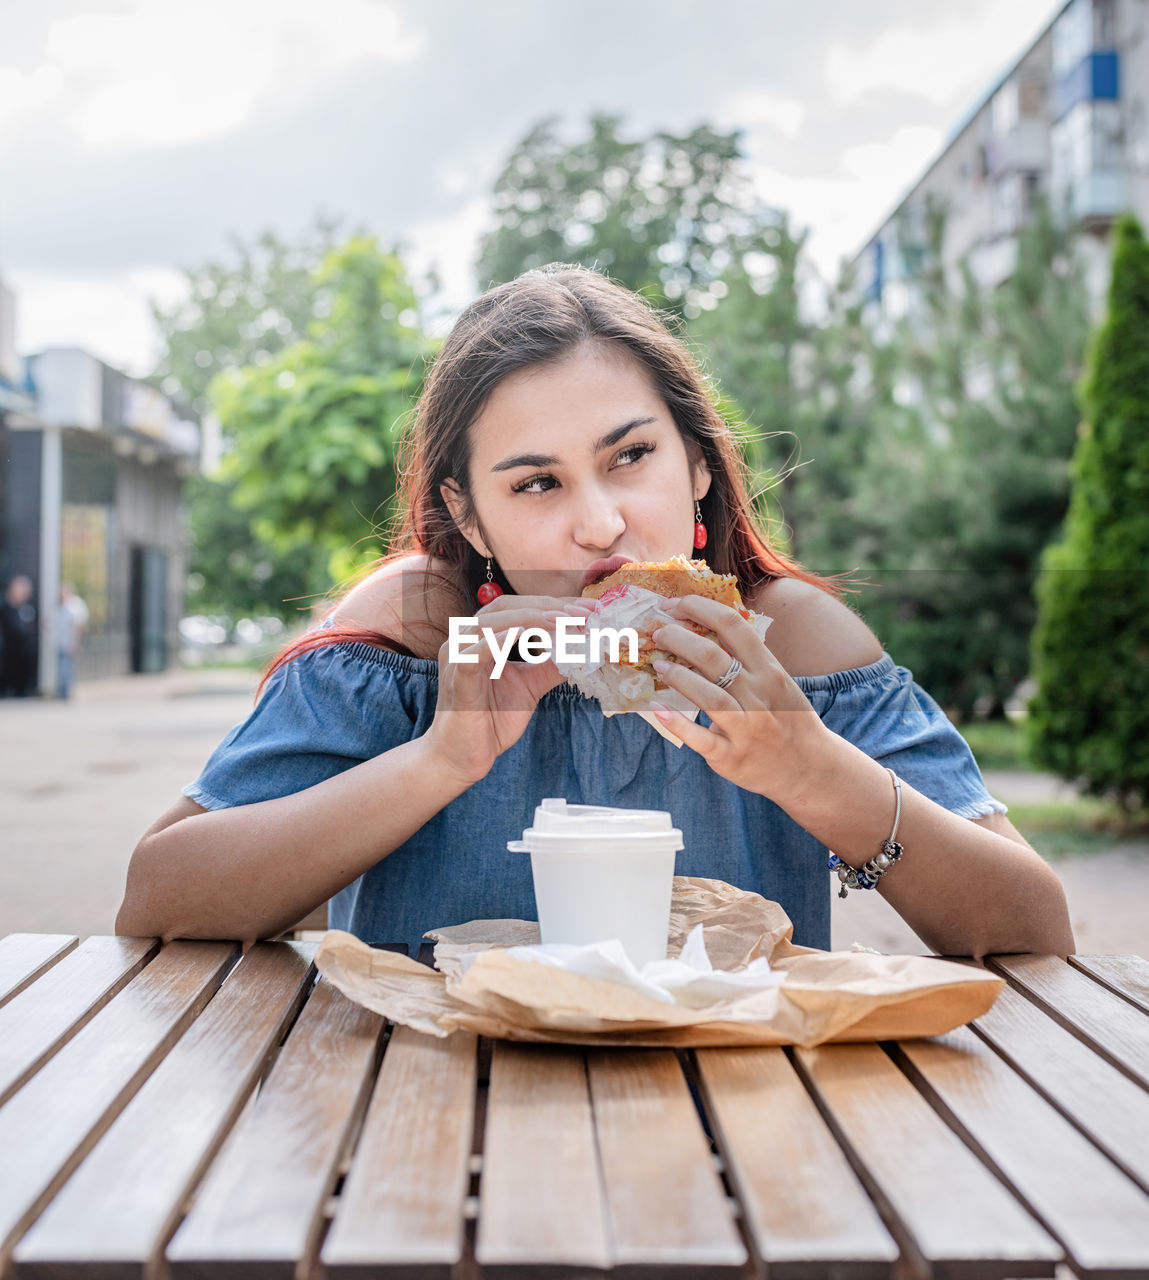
[[211, 236, 429, 587], [880, 203, 1085, 716], [694, 194, 1090, 716], [476, 113, 784, 316], [151, 215, 344, 415], [831, 204, 1091, 716], [686, 215, 812, 475], [182, 474, 330, 621], [1026, 214, 1149, 816], [150, 218, 350, 620]]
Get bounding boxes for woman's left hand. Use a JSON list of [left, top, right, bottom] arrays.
[[648, 595, 831, 802]]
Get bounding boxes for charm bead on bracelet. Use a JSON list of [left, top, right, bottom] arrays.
[[828, 769, 904, 899]]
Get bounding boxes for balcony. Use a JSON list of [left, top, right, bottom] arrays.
[[986, 120, 1051, 178], [1068, 169, 1127, 221], [1055, 51, 1120, 121]]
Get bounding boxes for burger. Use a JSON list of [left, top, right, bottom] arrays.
[[555, 555, 772, 745], [582, 554, 748, 612], [580, 554, 754, 689]]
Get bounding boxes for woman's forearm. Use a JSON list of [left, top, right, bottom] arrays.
[[776, 733, 1076, 960], [116, 736, 473, 944]]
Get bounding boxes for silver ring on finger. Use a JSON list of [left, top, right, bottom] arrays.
[[715, 655, 743, 690]]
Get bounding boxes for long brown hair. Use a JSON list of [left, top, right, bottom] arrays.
[[261, 263, 843, 690]]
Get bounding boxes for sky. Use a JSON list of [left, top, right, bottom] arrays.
[[0, 0, 1061, 376]]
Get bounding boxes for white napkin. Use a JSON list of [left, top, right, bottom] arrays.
[[468, 924, 785, 1008]]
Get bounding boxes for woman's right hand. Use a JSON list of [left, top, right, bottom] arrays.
[[423, 595, 595, 787]]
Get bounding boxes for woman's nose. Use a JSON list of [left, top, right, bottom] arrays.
[[572, 488, 626, 550]]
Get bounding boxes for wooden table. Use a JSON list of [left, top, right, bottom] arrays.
[[1, 936, 1148, 1280]]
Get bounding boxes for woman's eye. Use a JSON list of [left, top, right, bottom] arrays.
[[511, 473, 558, 495], [510, 444, 654, 494], [614, 442, 655, 468]]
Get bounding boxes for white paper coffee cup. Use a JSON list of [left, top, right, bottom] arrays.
[[508, 799, 684, 967]]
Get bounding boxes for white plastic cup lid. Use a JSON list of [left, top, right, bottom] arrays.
[[508, 829, 683, 854], [530, 797, 673, 834]]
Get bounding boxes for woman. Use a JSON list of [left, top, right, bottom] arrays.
[[116, 265, 1074, 961]]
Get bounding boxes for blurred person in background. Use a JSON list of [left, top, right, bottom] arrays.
[[0, 575, 39, 698], [56, 582, 89, 700]]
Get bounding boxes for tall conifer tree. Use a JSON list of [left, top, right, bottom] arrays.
[[1026, 214, 1149, 816]]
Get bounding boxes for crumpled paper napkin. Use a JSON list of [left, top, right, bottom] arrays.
[[313, 878, 1006, 1047], [484, 923, 786, 1008]]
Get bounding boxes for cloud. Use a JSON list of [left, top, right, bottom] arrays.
[[1, 0, 1067, 371], [744, 124, 944, 280], [717, 88, 806, 140], [406, 195, 497, 331], [825, 0, 1056, 107], [7, 265, 188, 374], [0, 64, 63, 140], [39, 0, 424, 149], [840, 124, 944, 186]]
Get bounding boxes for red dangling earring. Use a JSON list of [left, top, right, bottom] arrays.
[[693, 501, 708, 551], [477, 557, 503, 605]]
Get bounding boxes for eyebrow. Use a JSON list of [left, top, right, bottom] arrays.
[[490, 417, 658, 473]]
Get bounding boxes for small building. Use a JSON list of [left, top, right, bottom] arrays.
[[1, 341, 200, 693], [852, 0, 1148, 319]]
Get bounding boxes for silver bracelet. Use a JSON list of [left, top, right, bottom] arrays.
[[828, 768, 905, 898]]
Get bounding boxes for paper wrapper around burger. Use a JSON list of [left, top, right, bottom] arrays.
[[554, 576, 772, 747], [314, 877, 1005, 1048]]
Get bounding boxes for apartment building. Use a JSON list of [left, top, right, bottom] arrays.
[[853, 0, 1149, 318], [2, 339, 200, 693], [0, 276, 30, 411]]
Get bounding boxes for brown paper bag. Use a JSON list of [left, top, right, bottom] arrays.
[[314, 877, 1004, 1048]]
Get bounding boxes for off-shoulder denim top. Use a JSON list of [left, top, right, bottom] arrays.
[[184, 637, 1006, 956]]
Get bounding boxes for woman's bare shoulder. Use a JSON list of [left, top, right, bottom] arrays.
[[332, 554, 465, 659], [748, 576, 883, 678]]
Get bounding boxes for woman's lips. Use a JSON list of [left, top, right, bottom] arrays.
[[580, 554, 634, 592]]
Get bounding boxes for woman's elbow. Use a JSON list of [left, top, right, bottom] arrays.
[[115, 862, 168, 940], [974, 867, 1076, 962], [115, 833, 185, 941]]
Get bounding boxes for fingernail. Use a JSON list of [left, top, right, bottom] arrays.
[[650, 700, 673, 721], [652, 659, 671, 674]]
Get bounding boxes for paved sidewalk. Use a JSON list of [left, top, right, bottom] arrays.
[[1, 669, 1146, 957], [1, 668, 260, 938], [831, 767, 1149, 957]]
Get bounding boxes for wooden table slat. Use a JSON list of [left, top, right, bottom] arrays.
[[793, 1042, 1062, 1279], [894, 1022, 1149, 1275], [0, 936, 79, 1011], [970, 982, 1149, 1195], [0, 941, 238, 1267], [586, 1049, 747, 1275], [165, 975, 386, 1280], [695, 1046, 898, 1279], [321, 1026, 477, 1280], [11, 942, 318, 1280], [987, 955, 1149, 1090], [476, 1042, 611, 1274], [1068, 954, 1149, 1017], [0, 938, 160, 1108], [4, 935, 1147, 1280]]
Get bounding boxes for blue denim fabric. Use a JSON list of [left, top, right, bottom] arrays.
[[184, 640, 1006, 957]]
